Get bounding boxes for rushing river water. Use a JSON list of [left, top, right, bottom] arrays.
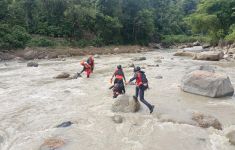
[[0, 50, 235, 150]]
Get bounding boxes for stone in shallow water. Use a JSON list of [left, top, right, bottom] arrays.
[[40, 138, 65, 150], [226, 131, 235, 145], [181, 70, 234, 98], [192, 112, 222, 130], [112, 115, 123, 124], [112, 95, 140, 113], [27, 62, 38, 67], [56, 121, 73, 128], [54, 72, 70, 79]]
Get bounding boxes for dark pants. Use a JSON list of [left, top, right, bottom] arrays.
[[114, 78, 125, 94], [135, 85, 152, 110]]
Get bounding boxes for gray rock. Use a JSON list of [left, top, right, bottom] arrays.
[[227, 131, 235, 145], [94, 54, 100, 58], [202, 44, 211, 49], [193, 41, 201, 46], [56, 121, 73, 128], [155, 75, 163, 79], [112, 95, 140, 113], [181, 70, 234, 98], [192, 112, 222, 130], [23, 50, 37, 60], [193, 51, 224, 61], [27, 62, 39, 67], [54, 72, 70, 79], [57, 55, 67, 59], [112, 115, 123, 124], [132, 57, 146, 61], [187, 65, 216, 73], [128, 63, 135, 68], [155, 59, 162, 63]]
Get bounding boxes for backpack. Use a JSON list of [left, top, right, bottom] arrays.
[[140, 72, 148, 84]]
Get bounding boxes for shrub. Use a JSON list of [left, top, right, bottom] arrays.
[[28, 37, 56, 47]]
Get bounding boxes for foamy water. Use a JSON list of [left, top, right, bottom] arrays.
[[0, 50, 235, 150]]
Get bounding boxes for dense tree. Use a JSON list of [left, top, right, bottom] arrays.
[[0, 0, 234, 50]]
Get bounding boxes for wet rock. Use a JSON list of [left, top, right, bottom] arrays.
[[181, 70, 234, 98], [54, 72, 70, 79], [56, 121, 73, 128], [114, 47, 119, 52], [202, 44, 211, 49], [193, 51, 224, 61], [192, 112, 222, 130], [27, 62, 39, 67], [155, 75, 163, 79], [46, 53, 58, 59], [132, 57, 146, 61], [112, 115, 123, 124], [155, 64, 159, 67], [193, 41, 201, 46], [155, 59, 162, 63], [68, 73, 82, 80], [40, 138, 65, 150], [149, 43, 161, 49], [112, 95, 140, 113], [0, 52, 15, 60], [226, 131, 235, 145], [23, 50, 37, 60], [94, 54, 100, 58], [128, 63, 135, 68], [174, 51, 195, 57]]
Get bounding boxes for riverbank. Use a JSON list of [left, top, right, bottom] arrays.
[[0, 45, 151, 61]]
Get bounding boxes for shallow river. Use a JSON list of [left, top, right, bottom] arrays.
[[0, 50, 235, 150]]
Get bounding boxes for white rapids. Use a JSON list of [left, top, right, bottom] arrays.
[[0, 50, 235, 150]]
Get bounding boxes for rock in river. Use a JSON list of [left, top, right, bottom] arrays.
[[40, 138, 65, 150], [181, 70, 234, 98], [56, 121, 73, 128], [132, 57, 146, 61], [112, 115, 123, 124], [193, 51, 224, 61], [54, 72, 70, 79], [27, 62, 39, 67], [192, 112, 222, 130], [227, 131, 235, 145], [112, 95, 140, 113]]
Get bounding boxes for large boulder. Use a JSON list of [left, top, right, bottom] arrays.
[[193, 51, 224, 61], [227, 131, 235, 145], [23, 50, 38, 60], [112, 95, 140, 113], [192, 112, 222, 130], [181, 70, 234, 98], [54, 72, 70, 79], [173, 51, 195, 57]]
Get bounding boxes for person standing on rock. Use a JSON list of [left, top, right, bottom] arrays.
[[127, 66, 154, 114], [80, 61, 92, 78], [110, 65, 126, 94], [87, 55, 94, 73]]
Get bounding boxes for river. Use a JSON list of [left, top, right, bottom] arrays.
[[0, 50, 235, 150]]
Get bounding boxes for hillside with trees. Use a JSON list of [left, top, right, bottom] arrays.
[[0, 0, 234, 50]]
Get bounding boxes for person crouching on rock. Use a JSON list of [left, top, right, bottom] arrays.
[[111, 80, 125, 98], [127, 66, 155, 114], [80, 61, 92, 78], [87, 55, 94, 73], [110, 65, 126, 94]]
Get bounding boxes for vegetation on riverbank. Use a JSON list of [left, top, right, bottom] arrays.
[[0, 0, 234, 50]]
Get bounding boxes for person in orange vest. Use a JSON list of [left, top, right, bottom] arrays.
[[80, 61, 92, 78], [127, 66, 154, 114], [87, 55, 94, 72], [110, 65, 126, 94]]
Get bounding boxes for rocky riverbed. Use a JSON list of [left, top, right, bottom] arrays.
[[0, 50, 235, 150]]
